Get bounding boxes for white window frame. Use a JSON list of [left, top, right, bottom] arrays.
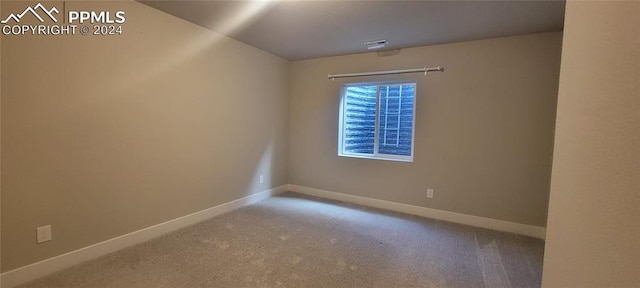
[[338, 80, 417, 162]]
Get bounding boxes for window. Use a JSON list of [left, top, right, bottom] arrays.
[[338, 81, 416, 162]]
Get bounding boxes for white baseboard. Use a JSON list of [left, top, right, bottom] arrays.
[[287, 184, 546, 239], [0, 185, 288, 288]]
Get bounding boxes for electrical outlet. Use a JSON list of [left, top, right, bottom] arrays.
[[259, 175, 264, 184], [427, 188, 434, 199], [37, 225, 52, 244]]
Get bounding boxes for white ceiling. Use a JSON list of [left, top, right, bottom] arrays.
[[141, 1, 565, 61]]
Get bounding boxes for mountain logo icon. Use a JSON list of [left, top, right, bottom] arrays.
[[1, 3, 59, 24]]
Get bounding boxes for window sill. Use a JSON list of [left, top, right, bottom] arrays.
[[338, 153, 413, 163]]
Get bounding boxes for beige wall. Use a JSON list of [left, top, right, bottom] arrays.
[[1, 1, 289, 271], [289, 32, 562, 227], [542, 2, 639, 287], [0, 2, 3, 280]]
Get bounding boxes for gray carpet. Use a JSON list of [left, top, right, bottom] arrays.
[[18, 192, 544, 288]]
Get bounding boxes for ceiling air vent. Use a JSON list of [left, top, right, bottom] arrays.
[[365, 39, 388, 50]]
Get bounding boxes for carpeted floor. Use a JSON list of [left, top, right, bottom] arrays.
[[18, 192, 545, 288]]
